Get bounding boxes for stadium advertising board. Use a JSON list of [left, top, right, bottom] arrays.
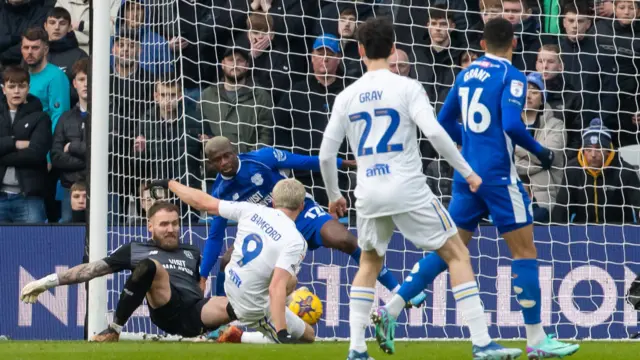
[[1, 226, 638, 340]]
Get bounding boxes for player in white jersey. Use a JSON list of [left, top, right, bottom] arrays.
[[319, 18, 522, 360], [148, 178, 315, 344]]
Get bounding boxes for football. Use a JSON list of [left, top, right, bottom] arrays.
[[288, 287, 323, 325]]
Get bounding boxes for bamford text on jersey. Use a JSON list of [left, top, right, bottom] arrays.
[[250, 214, 282, 241], [463, 68, 490, 83], [359, 90, 383, 103]]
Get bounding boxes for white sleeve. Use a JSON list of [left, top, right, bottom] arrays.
[[275, 237, 307, 276], [217, 201, 257, 222], [407, 82, 474, 179], [319, 97, 347, 202]]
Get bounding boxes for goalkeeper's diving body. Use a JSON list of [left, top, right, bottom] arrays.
[[381, 18, 579, 358], [20, 201, 231, 341], [319, 17, 522, 360], [201, 137, 420, 303], [21, 180, 316, 344]]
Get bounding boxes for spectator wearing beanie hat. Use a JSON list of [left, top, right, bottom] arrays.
[[552, 119, 640, 224], [514, 72, 565, 220]]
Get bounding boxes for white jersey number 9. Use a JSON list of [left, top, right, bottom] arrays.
[[459, 87, 491, 134]]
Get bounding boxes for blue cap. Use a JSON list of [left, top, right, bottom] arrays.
[[526, 72, 546, 102], [526, 72, 546, 100], [313, 34, 341, 54]]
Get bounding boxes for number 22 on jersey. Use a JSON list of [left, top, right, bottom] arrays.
[[459, 87, 491, 134], [348, 108, 404, 156]]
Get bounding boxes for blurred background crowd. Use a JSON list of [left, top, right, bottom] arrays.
[[0, 0, 639, 226]]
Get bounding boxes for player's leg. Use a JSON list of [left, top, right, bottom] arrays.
[[297, 199, 400, 293], [199, 296, 232, 330], [347, 215, 393, 359], [490, 183, 579, 357], [377, 205, 521, 359], [92, 258, 164, 342], [390, 189, 486, 307]]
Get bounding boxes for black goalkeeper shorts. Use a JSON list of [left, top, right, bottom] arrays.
[[149, 285, 208, 338]]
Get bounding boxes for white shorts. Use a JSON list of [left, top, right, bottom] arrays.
[[244, 307, 307, 342], [357, 198, 457, 256]]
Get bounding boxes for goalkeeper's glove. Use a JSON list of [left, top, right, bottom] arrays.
[[536, 147, 555, 170], [276, 329, 295, 344], [20, 274, 59, 304], [146, 179, 172, 199]]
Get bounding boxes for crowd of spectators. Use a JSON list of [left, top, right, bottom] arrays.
[[0, 0, 639, 225]]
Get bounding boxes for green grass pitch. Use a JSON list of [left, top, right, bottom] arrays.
[[2, 341, 640, 360]]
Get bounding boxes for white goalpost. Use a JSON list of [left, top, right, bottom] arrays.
[[87, 0, 112, 339]]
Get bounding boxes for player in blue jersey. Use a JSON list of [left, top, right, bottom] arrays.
[[380, 18, 579, 358], [198, 136, 416, 304]]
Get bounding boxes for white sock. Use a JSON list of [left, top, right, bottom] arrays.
[[384, 294, 406, 319], [349, 286, 375, 352], [525, 323, 547, 347], [241, 331, 273, 344], [453, 281, 491, 347], [109, 323, 123, 334]]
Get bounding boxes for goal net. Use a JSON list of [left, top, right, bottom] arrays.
[[102, 0, 640, 341]]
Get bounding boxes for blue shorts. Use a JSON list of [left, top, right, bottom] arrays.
[[448, 181, 533, 234], [294, 198, 332, 250]]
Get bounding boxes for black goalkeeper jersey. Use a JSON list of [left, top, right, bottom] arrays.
[[103, 241, 203, 304]]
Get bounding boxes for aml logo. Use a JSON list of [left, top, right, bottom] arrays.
[[366, 163, 390, 177]]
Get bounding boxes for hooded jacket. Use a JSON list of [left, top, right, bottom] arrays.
[[48, 31, 88, 81], [515, 104, 565, 209], [0, 0, 55, 66], [51, 104, 87, 188], [551, 148, 640, 224], [0, 94, 52, 197], [413, 31, 464, 108], [201, 82, 273, 154]]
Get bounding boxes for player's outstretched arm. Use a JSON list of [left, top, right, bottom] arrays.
[[269, 267, 293, 342], [408, 83, 481, 188], [20, 260, 115, 304], [148, 179, 221, 216], [319, 100, 349, 215], [259, 147, 353, 173]]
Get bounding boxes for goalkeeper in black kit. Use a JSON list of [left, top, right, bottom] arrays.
[[20, 201, 231, 341]]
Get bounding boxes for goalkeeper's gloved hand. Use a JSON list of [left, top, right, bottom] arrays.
[[276, 329, 294, 344], [537, 147, 555, 170], [20, 274, 59, 304], [146, 179, 172, 200]]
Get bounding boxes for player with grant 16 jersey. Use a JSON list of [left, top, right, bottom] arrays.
[[390, 18, 579, 359], [319, 17, 522, 360]]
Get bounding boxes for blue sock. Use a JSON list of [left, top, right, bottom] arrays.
[[397, 253, 448, 302], [350, 247, 400, 292], [215, 271, 226, 296], [512, 259, 541, 324]]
